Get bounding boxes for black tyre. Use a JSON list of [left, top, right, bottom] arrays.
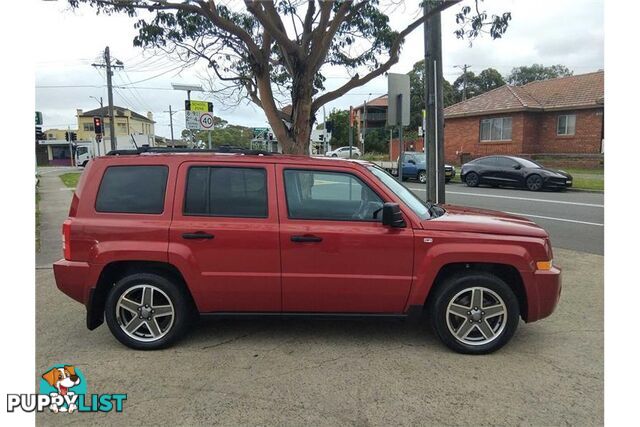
[[81, 160, 89, 167], [465, 172, 479, 187], [352, 153, 359, 158], [105, 273, 192, 350], [418, 170, 427, 183], [429, 272, 519, 354], [526, 174, 543, 191], [332, 154, 338, 157], [445, 178, 451, 184]]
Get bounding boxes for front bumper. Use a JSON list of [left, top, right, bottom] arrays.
[[526, 266, 562, 322]]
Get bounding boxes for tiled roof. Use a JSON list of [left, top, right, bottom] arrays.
[[79, 106, 154, 123], [354, 95, 388, 110], [444, 70, 604, 118]]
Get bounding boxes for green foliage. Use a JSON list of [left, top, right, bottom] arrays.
[[326, 110, 351, 147], [507, 64, 573, 85], [59, 173, 81, 188], [408, 59, 456, 130], [190, 116, 252, 148]]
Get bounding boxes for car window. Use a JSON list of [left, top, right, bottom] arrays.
[[77, 147, 88, 155], [96, 165, 168, 214], [283, 169, 383, 221], [495, 157, 517, 168], [475, 157, 496, 166], [184, 166, 267, 218]]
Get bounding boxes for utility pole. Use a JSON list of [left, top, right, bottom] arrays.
[[362, 99, 367, 155], [166, 105, 175, 146], [455, 64, 471, 100], [424, 0, 446, 203], [92, 46, 123, 152], [348, 106, 354, 158], [322, 106, 327, 154]]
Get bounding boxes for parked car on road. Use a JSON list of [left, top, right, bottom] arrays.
[[53, 148, 561, 354], [399, 152, 455, 183], [461, 155, 573, 191], [325, 146, 361, 158]]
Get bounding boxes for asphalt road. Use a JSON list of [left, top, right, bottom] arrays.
[[405, 181, 604, 255], [35, 167, 603, 425]]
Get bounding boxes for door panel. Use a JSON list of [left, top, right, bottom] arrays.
[[276, 165, 414, 313], [169, 162, 281, 313]]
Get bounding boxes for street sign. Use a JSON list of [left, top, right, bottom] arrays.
[[199, 112, 214, 130], [35, 111, 43, 126], [185, 100, 213, 112], [387, 73, 410, 126], [185, 110, 200, 130], [252, 127, 269, 139]]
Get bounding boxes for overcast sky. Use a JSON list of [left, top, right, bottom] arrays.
[[35, 0, 604, 138]]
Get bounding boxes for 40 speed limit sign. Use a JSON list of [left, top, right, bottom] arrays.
[[199, 112, 214, 130]]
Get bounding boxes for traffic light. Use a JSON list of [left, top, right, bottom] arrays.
[[325, 120, 334, 133], [65, 131, 70, 142], [71, 132, 77, 141], [93, 117, 103, 134], [35, 126, 43, 141]]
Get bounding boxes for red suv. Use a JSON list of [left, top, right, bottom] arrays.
[[53, 150, 561, 354]]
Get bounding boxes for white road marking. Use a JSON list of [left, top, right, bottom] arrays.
[[503, 212, 604, 227], [408, 186, 603, 208]]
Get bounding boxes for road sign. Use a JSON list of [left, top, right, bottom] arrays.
[[35, 111, 43, 126], [387, 73, 410, 126], [253, 127, 269, 139], [185, 110, 201, 130], [199, 112, 214, 130], [185, 100, 213, 112]]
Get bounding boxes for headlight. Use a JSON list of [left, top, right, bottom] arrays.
[[536, 260, 553, 270]]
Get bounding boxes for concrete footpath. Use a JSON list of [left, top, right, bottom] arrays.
[[35, 168, 603, 425]]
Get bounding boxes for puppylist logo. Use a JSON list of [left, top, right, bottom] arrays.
[[6, 364, 127, 413]]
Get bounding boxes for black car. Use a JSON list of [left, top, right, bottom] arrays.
[[460, 156, 573, 191]]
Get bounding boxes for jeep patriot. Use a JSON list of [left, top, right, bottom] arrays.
[[53, 150, 561, 354]]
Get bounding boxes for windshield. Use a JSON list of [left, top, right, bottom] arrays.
[[367, 165, 430, 219]]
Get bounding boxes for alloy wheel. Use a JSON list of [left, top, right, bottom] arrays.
[[419, 171, 427, 183], [445, 287, 507, 346], [115, 284, 175, 342], [527, 175, 543, 191]]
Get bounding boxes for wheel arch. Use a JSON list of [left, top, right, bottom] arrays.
[[87, 260, 197, 330], [424, 262, 528, 321]]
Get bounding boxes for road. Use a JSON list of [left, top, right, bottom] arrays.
[[405, 181, 604, 255]]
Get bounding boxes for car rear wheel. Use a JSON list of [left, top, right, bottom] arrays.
[[418, 171, 427, 183], [430, 272, 519, 354], [465, 172, 479, 187], [526, 174, 543, 191], [331, 154, 338, 157], [105, 273, 191, 350]]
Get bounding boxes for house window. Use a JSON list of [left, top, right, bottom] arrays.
[[480, 117, 512, 141], [557, 114, 576, 136], [117, 123, 128, 134], [83, 123, 94, 132]]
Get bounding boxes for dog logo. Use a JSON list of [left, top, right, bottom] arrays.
[[40, 365, 83, 413]]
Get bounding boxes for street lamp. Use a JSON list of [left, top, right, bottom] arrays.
[[362, 92, 372, 154]]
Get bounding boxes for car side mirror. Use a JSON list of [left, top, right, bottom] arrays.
[[382, 203, 406, 228], [513, 164, 522, 170]]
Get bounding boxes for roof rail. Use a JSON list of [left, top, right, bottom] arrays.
[[106, 145, 275, 156]]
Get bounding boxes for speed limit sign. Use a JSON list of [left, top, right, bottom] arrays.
[[199, 112, 214, 130]]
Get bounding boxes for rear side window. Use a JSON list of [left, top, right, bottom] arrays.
[[96, 165, 168, 214], [184, 166, 267, 218]]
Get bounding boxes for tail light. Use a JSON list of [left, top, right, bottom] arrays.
[[62, 220, 71, 260]]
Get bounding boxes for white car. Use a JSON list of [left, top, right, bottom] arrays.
[[326, 146, 361, 158]]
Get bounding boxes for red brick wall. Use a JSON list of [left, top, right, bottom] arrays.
[[534, 108, 603, 154], [444, 108, 604, 164], [444, 112, 527, 164], [389, 138, 424, 160]]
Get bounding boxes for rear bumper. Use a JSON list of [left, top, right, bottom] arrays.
[[53, 259, 101, 305], [526, 266, 562, 322]]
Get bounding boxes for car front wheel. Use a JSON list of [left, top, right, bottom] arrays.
[[105, 273, 191, 350], [418, 171, 427, 183], [526, 174, 543, 191], [430, 272, 520, 354]]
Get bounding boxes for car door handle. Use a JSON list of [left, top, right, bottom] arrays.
[[182, 232, 214, 240], [290, 235, 323, 243]]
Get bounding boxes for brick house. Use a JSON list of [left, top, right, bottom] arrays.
[[443, 71, 604, 166]]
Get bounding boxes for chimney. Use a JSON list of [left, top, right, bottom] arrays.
[[147, 112, 153, 121], [76, 109, 83, 117]]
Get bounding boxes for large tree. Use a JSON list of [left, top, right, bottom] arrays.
[[70, 0, 510, 154], [507, 64, 573, 86], [409, 59, 456, 130]]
